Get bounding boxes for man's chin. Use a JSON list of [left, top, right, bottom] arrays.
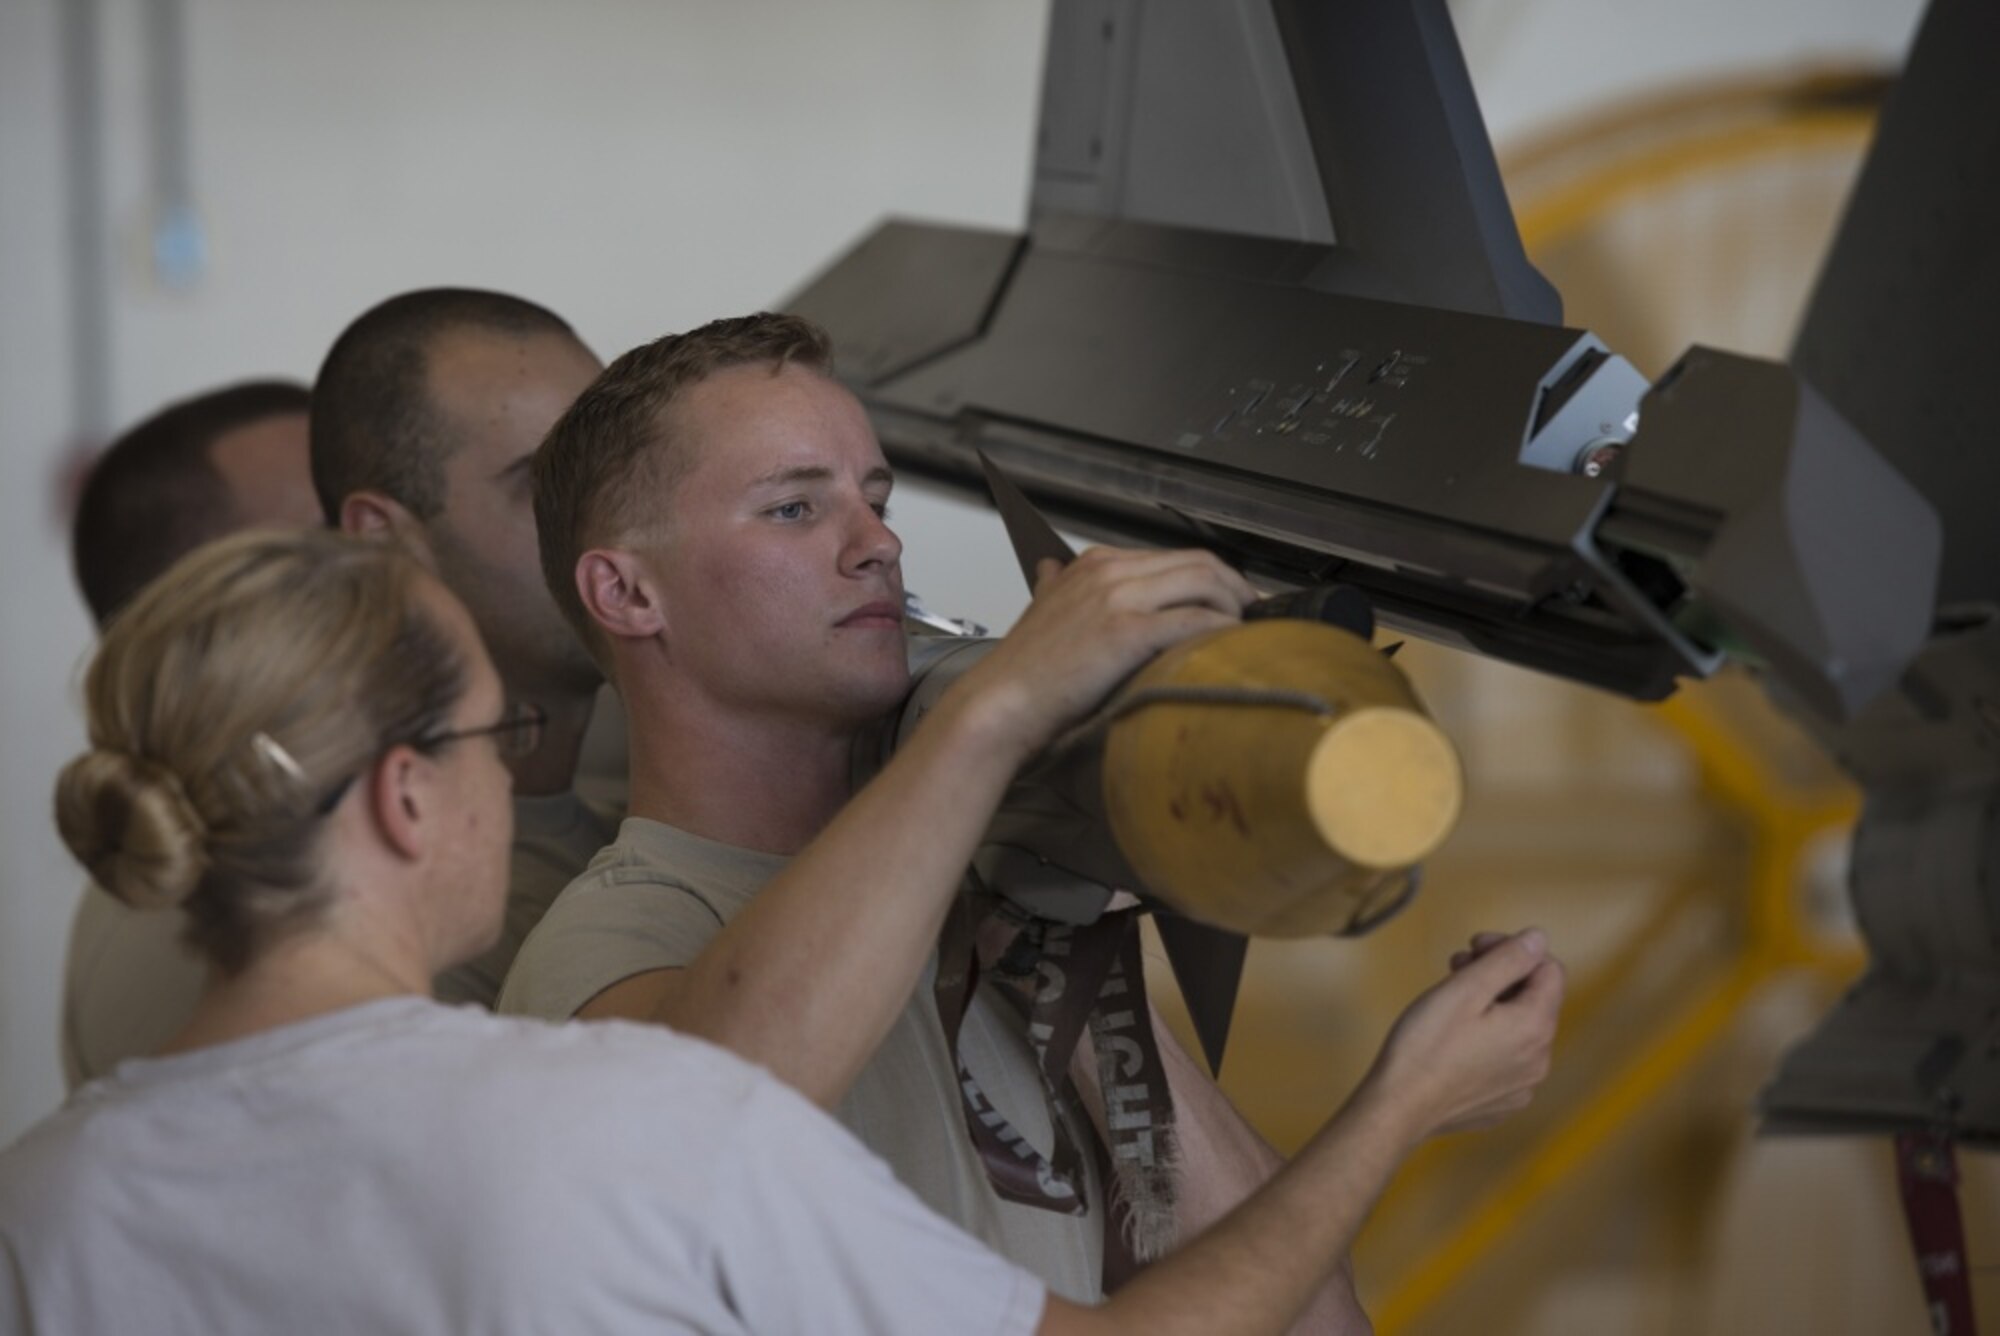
[[842, 660, 913, 723]]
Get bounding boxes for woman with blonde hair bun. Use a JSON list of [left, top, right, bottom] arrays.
[[56, 525, 493, 978], [0, 529, 1560, 1336]]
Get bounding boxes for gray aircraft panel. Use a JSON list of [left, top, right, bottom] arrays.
[[788, 0, 1987, 1147], [1791, 0, 2000, 612]]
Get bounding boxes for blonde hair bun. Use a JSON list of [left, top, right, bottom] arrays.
[[54, 749, 209, 910]]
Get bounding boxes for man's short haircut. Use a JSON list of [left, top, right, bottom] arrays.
[[309, 288, 578, 525], [532, 311, 833, 666], [72, 380, 312, 627]]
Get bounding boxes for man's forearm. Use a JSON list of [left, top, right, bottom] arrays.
[[629, 550, 1256, 1106], [667, 688, 1032, 1106]]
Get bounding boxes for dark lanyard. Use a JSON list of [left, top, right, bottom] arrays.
[[934, 897, 1179, 1289], [1895, 1128, 1979, 1335]]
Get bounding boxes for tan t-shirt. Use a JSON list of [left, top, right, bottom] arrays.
[[497, 817, 1107, 1302], [60, 884, 205, 1090], [62, 790, 619, 1087], [572, 684, 630, 816], [434, 790, 620, 1007]]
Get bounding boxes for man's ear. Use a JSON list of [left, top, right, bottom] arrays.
[[367, 746, 431, 863], [340, 490, 436, 566], [577, 547, 667, 643]]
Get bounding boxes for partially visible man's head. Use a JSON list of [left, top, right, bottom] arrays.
[[72, 380, 318, 628], [310, 288, 604, 699], [536, 312, 907, 725]]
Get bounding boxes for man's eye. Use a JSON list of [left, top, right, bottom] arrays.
[[871, 502, 892, 520], [771, 501, 809, 521]]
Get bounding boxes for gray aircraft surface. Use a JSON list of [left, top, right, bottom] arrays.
[[791, 0, 2000, 1149]]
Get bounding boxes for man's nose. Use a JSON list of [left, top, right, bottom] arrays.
[[844, 499, 902, 574]]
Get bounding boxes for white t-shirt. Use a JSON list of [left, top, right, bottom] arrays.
[[0, 998, 1044, 1336], [499, 817, 1107, 1302]]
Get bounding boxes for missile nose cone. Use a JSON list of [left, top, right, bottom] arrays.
[[1306, 707, 1462, 870], [1103, 619, 1462, 938]]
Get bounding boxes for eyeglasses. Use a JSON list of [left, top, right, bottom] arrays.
[[413, 700, 547, 761], [310, 700, 547, 815]]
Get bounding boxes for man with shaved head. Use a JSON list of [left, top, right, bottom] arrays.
[[70, 380, 319, 626], [310, 288, 622, 1005]]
